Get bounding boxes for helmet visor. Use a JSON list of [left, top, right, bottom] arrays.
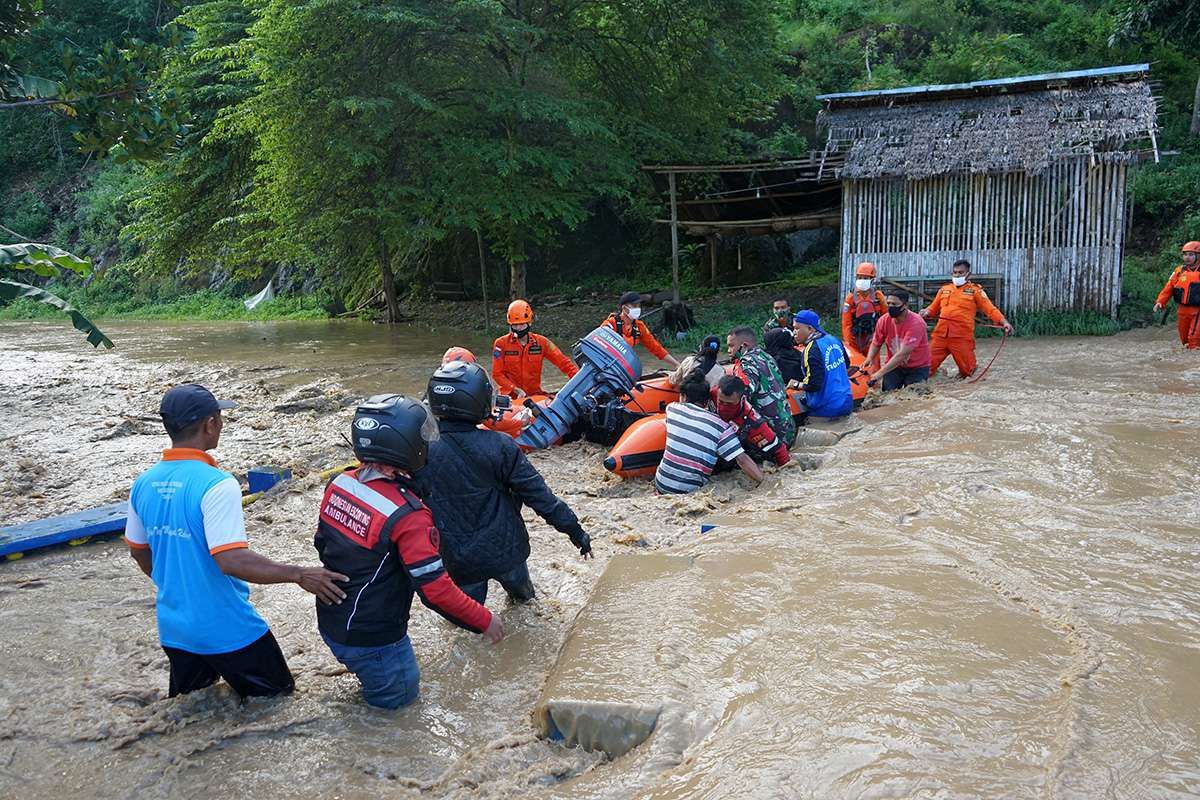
[[418, 400, 441, 443]]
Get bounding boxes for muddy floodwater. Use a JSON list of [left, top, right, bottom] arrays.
[[0, 319, 1197, 799]]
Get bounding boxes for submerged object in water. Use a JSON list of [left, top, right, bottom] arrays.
[[0, 503, 128, 559], [517, 326, 641, 450]]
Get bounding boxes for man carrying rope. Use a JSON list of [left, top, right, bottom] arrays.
[[919, 259, 1013, 378]]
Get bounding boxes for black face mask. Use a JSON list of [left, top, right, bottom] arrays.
[[510, 325, 530, 337], [887, 305, 905, 318]]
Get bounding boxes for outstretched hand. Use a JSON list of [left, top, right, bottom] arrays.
[[483, 614, 505, 644], [297, 567, 349, 605]]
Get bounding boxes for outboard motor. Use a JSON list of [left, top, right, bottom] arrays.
[[516, 326, 642, 450]]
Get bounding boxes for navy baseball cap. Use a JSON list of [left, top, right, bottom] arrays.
[[159, 383, 237, 431], [619, 291, 642, 306]]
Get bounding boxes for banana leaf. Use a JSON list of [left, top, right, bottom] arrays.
[[0, 279, 113, 348], [0, 243, 92, 277]]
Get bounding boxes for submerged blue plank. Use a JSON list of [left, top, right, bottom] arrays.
[[0, 502, 127, 557]]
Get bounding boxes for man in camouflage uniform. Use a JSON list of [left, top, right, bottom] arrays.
[[727, 326, 797, 447]]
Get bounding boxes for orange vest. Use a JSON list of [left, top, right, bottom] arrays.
[[1157, 266, 1200, 308], [841, 290, 886, 343], [601, 314, 670, 361], [925, 281, 1005, 339], [491, 332, 577, 397]]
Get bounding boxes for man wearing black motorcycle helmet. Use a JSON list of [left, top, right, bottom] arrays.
[[416, 360, 593, 605], [313, 394, 504, 709]]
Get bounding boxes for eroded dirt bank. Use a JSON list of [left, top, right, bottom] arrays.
[[0, 320, 1197, 799]]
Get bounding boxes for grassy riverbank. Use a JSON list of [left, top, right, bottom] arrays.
[[0, 252, 1175, 336]]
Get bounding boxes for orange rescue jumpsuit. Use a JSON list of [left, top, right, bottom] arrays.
[[841, 289, 887, 370], [925, 282, 1007, 377], [1155, 266, 1200, 349], [491, 332, 578, 397], [601, 314, 671, 362]]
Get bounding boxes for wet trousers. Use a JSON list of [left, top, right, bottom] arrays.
[[1176, 307, 1200, 349], [929, 333, 976, 377]]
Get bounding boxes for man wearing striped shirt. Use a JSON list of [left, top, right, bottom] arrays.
[[655, 372, 764, 495]]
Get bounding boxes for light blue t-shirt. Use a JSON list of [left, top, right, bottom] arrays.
[[126, 451, 268, 654]]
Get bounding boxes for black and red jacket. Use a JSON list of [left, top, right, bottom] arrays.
[[711, 390, 790, 466], [313, 469, 491, 647]]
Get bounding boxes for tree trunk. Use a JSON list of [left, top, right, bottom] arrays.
[[1192, 73, 1200, 137], [509, 258, 526, 300], [377, 238, 401, 323]]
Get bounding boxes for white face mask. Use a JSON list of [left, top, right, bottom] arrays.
[[855, 279, 871, 292], [627, 307, 641, 320], [952, 275, 967, 287]]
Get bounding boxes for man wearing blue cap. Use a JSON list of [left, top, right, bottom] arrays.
[[125, 383, 348, 699], [791, 310, 853, 419]]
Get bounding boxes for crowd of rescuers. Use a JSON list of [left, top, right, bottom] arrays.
[[121, 269, 1023, 707]]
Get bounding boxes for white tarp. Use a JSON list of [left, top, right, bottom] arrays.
[[244, 279, 275, 310]]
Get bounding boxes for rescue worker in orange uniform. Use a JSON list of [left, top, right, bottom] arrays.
[[919, 259, 1013, 377], [1153, 241, 1200, 349], [491, 300, 579, 399], [601, 291, 680, 368], [841, 262, 887, 369]]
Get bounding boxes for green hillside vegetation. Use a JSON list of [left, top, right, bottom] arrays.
[[1, 0, 1197, 331]]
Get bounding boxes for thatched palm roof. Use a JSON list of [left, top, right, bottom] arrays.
[[817, 65, 1158, 179]]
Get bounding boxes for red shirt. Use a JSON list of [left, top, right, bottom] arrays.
[[872, 310, 931, 369]]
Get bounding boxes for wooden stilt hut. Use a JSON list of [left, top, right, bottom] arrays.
[[817, 64, 1159, 317]]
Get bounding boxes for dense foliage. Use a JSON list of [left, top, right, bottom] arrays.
[[1, 0, 1198, 324]]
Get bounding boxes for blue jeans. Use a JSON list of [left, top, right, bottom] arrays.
[[883, 365, 930, 391], [321, 632, 420, 709], [458, 562, 536, 604]]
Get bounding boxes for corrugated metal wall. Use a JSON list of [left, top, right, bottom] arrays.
[[839, 158, 1127, 316]]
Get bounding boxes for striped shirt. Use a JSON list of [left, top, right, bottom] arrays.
[[655, 401, 746, 494]]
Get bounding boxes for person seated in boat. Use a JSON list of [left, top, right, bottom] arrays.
[[790, 309, 853, 419], [602, 291, 680, 369], [313, 395, 503, 709], [713, 374, 790, 467], [763, 327, 805, 384], [667, 335, 725, 389], [763, 297, 793, 338], [727, 326, 796, 447], [655, 370, 763, 494], [125, 383, 347, 700], [492, 300, 578, 399], [414, 360, 593, 604]]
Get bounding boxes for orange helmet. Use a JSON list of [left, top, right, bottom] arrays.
[[855, 261, 877, 279], [1182, 241, 1200, 254], [441, 346, 476, 365], [507, 299, 533, 325]]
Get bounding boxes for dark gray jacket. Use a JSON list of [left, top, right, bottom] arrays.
[[413, 420, 586, 585]]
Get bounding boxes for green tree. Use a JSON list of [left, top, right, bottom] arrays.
[[1111, 0, 1200, 136], [0, 242, 113, 347]]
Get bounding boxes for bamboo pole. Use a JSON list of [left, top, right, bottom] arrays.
[[476, 229, 490, 335], [669, 172, 680, 304]]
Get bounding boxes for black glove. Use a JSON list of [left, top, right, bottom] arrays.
[[571, 530, 591, 557]]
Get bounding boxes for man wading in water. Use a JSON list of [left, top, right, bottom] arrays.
[[126, 384, 347, 699]]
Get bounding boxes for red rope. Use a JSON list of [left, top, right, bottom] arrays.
[[965, 330, 1008, 384]]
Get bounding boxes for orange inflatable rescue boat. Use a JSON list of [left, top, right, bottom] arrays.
[[484, 393, 552, 438], [602, 415, 666, 478]]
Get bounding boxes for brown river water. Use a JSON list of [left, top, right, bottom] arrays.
[[0, 319, 1196, 799]]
